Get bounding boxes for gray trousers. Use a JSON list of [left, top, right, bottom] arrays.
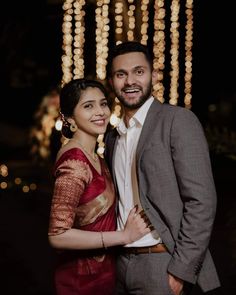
[[115, 251, 188, 295]]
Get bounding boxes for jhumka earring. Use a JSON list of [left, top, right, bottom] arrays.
[[70, 123, 77, 132]]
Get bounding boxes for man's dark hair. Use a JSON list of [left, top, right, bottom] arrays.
[[107, 41, 153, 77]]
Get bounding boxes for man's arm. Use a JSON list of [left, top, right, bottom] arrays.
[[167, 108, 217, 284]]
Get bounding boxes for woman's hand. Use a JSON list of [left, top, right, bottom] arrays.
[[123, 205, 151, 244]]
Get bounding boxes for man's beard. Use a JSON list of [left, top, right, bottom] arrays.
[[114, 81, 152, 110]]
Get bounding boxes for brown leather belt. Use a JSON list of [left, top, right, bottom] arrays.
[[122, 243, 167, 255]]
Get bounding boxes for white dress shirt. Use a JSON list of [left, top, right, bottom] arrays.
[[115, 96, 161, 247]]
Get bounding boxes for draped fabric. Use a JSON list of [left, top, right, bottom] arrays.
[[48, 148, 116, 295]]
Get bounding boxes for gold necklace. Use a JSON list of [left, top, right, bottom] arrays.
[[70, 139, 98, 162]]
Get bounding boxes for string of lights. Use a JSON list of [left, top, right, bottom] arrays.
[[184, 0, 194, 109], [127, 0, 135, 41], [95, 0, 110, 80], [152, 0, 166, 103], [61, 0, 74, 85], [114, 0, 124, 44], [61, 0, 86, 86], [73, 0, 86, 79], [169, 0, 180, 106], [140, 0, 149, 45]]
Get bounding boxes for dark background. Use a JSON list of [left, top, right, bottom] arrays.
[[0, 0, 235, 128], [0, 1, 235, 294]]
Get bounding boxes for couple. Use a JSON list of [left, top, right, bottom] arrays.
[[48, 41, 220, 295]]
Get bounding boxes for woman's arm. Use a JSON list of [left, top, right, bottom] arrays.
[[49, 206, 150, 250]]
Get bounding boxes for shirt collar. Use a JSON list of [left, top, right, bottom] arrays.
[[117, 96, 154, 135]]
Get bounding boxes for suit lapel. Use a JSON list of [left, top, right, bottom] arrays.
[[136, 99, 162, 160]]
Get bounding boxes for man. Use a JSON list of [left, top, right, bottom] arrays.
[[104, 41, 220, 295]]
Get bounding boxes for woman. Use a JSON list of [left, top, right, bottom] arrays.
[[48, 79, 150, 295]]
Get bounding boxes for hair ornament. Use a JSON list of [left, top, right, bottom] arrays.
[[59, 110, 70, 128]]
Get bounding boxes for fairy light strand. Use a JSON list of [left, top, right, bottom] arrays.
[[169, 0, 180, 106], [61, 0, 74, 86], [95, 0, 110, 80], [73, 0, 86, 79], [140, 0, 149, 45], [184, 0, 194, 109], [61, 0, 86, 85], [114, 0, 124, 44], [127, 0, 135, 41], [153, 0, 166, 103]]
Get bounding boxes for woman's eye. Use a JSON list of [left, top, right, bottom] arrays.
[[84, 104, 93, 109], [101, 101, 108, 107]]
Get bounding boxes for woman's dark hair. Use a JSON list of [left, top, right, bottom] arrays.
[[107, 41, 154, 77], [60, 78, 109, 138]]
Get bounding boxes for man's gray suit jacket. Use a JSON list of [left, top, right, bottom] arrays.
[[105, 99, 220, 292]]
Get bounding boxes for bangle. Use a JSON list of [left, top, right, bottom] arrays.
[[100, 232, 107, 250]]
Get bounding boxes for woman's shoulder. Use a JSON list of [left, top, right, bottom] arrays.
[[54, 141, 88, 170], [54, 146, 93, 181], [56, 140, 85, 161]]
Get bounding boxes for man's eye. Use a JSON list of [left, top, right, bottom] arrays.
[[116, 73, 125, 78], [136, 69, 144, 75]]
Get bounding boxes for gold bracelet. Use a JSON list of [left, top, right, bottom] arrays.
[[100, 231, 107, 250]]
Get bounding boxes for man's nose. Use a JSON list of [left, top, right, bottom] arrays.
[[125, 74, 135, 85]]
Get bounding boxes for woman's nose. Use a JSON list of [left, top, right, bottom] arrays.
[[95, 106, 105, 115]]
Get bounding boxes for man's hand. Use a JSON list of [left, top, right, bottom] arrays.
[[168, 273, 184, 295]]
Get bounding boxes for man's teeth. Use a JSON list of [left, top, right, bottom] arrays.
[[124, 88, 139, 93]]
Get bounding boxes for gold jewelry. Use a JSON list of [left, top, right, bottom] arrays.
[[70, 139, 98, 162], [70, 124, 78, 132], [100, 232, 107, 250]]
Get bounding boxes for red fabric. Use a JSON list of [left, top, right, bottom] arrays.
[[49, 148, 116, 295], [55, 253, 116, 295]]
